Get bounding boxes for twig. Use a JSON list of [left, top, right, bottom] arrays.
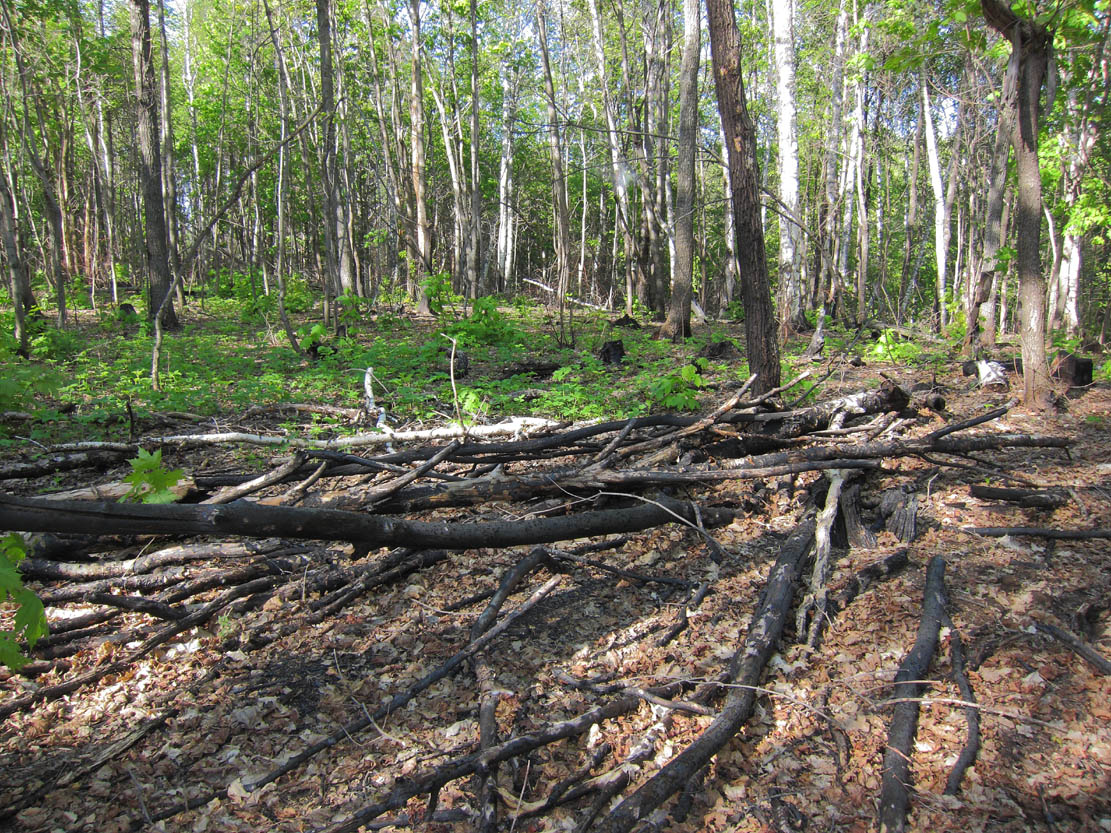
[[1034, 621, 1111, 675]]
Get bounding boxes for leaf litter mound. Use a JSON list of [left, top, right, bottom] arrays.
[[1, 360, 1110, 833]]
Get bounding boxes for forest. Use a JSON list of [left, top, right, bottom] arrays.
[[1, 0, 1111, 831]]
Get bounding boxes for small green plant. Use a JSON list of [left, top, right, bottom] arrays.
[[120, 448, 185, 504], [871, 329, 924, 364], [648, 360, 707, 411], [447, 297, 523, 347], [298, 322, 330, 356], [0, 533, 48, 671], [216, 612, 238, 640], [1052, 332, 1083, 354], [423, 271, 459, 317]]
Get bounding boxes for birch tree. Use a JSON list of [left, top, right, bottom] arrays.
[[770, 0, 804, 335]]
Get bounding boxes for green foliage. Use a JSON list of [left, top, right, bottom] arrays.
[[647, 360, 707, 411], [445, 297, 523, 347], [120, 448, 185, 504], [943, 293, 967, 348], [0, 358, 61, 412], [1095, 359, 1111, 383], [871, 329, 924, 364], [30, 324, 82, 361], [298, 322, 330, 355], [336, 293, 367, 330], [1052, 332, 1083, 354], [0, 533, 48, 671], [423, 271, 459, 317]]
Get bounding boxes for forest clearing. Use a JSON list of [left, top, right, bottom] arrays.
[[1, 304, 1110, 832], [2, 0, 1111, 828]]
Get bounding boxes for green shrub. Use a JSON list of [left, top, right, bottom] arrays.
[[871, 329, 923, 364], [0, 533, 48, 671], [647, 360, 707, 411]]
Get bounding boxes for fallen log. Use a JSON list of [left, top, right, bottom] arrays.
[[963, 526, 1111, 540], [595, 511, 817, 833], [0, 492, 733, 553], [878, 555, 947, 833], [969, 485, 1068, 510], [0, 449, 132, 481]]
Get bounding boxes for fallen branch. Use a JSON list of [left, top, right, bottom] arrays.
[[1034, 621, 1111, 676], [963, 526, 1111, 540], [877, 555, 947, 833], [943, 611, 980, 795], [0, 492, 734, 550], [0, 575, 283, 719], [798, 470, 845, 648], [968, 485, 1068, 510], [44, 416, 561, 454], [594, 511, 817, 833]]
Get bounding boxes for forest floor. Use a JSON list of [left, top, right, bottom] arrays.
[[1, 311, 1110, 833]]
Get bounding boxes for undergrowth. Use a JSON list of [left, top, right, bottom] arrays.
[[0, 286, 845, 447]]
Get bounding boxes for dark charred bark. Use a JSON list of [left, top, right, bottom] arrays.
[[705, 0, 781, 394]]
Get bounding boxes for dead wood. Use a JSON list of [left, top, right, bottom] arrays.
[[830, 548, 910, 613], [841, 481, 877, 548], [1034, 621, 1111, 676], [85, 592, 188, 620], [0, 449, 131, 480], [202, 452, 308, 503], [39, 476, 197, 503], [878, 488, 919, 542], [43, 417, 561, 455], [190, 576, 566, 820], [0, 492, 734, 549], [364, 439, 461, 506], [878, 554, 947, 833], [798, 470, 846, 649], [19, 538, 298, 579], [37, 557, 299, 605], [969, 485, 1068, 509], [963, 526, 1111, 540], [726, 379, 910, 439], [0, 575, 283, 719], [0, 708, 175, 821], [943, 611, 980, 796], [594, 511, 817, 833]]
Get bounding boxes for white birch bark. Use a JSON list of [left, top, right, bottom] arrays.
[[770, 0, 803, 332], [922, 82, 948, 328]]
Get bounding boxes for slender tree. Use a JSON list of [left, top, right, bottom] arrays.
[[706, 0, 781, 393], [660, 0, 700, 340], [129, 0, 178, 329], [982, 0, 1052, 408]]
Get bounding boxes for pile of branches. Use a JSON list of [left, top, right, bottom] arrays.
[[0, 377, 1077, 832]]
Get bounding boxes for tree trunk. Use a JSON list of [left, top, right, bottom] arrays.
[[982, 0, 1052, 408], [0, 166, 28, 356], [536, 5, 572, 324], [706, 0, 781, 394], [659, 0, 699, 340], [408, 0, 432, 313], [129, 0, 177, 329], [771, 0, 804, 336], [587, 0, 640, 316], [262, 0, 304, 353], [970, 62, 1016, 353]]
